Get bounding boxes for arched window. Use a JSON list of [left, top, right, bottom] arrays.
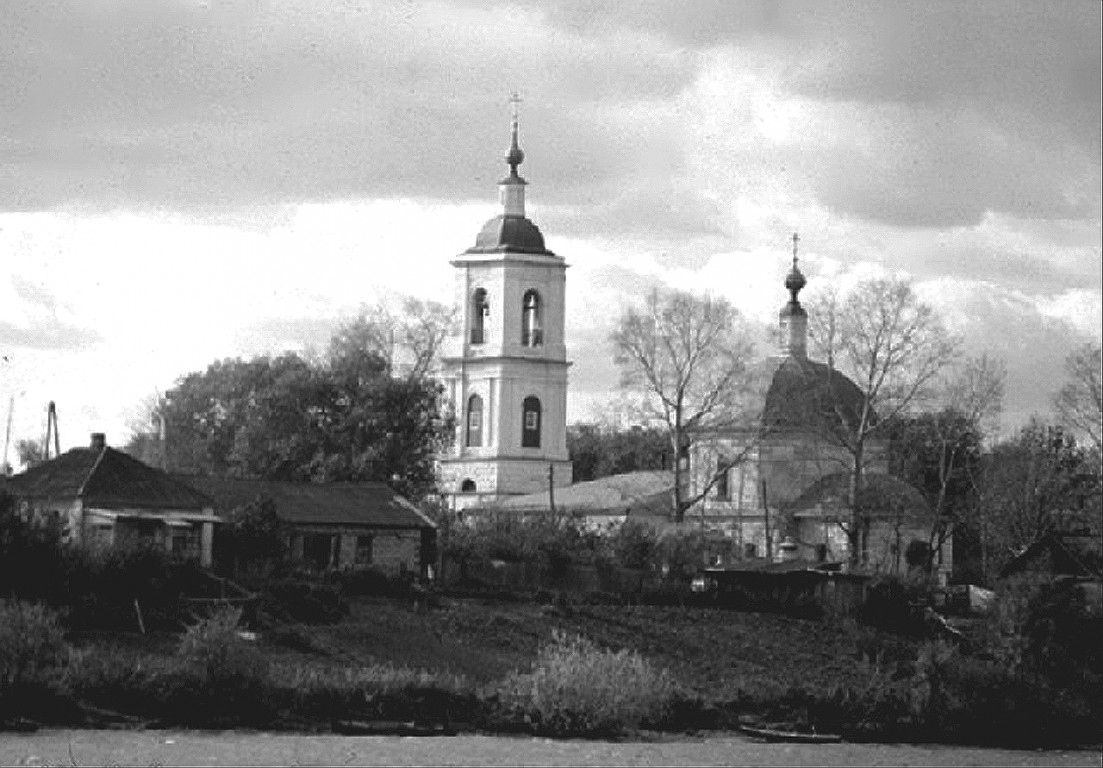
[[466, 394, 483, 447], [521, 396, 541, 448], [460, 479, 477, 493], [470, 288, 488, 344], [521, 289, 543, 347]]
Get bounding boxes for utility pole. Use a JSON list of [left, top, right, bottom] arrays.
[[547, 464, 556, 514]]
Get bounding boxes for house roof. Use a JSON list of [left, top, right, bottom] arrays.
[[6, 446, 213, 511], [998, 531, 1103, 580], [788, 471, 929, 520], [483, 470, 674, 518], [174, 475, 435, 530]]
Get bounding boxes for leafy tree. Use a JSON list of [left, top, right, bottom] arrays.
[[567, 423, 669, 482], [125, 309, 453, 501], [889, 354, 1006, 573], [978, 420, 1102, 580], [806, 277, 960, 565], [610, 289, 760, 521], [14, 438, 46, 468]]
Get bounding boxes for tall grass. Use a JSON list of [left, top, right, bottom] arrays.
[[495, 630, 678, 737]]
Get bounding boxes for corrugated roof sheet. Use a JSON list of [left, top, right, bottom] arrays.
[[173, 475, 434, 529], [485, 470, 674, 517], [788, 471, 928, 520], [6, 447, 212, 511]]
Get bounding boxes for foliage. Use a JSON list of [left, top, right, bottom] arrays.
[[124, 306, 454, 501], [442, 510, 600, 569], [0, 600, 69, 691], [566, 423, 669, 482], [178, 606, 268, 688], [977, 421, 1101, 579], [610, 288, 760, 521], [221, 495, 286, 574], [494, 631, 678, 737]]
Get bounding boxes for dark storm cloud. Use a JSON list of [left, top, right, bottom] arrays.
[[0, 0, 697, 221]]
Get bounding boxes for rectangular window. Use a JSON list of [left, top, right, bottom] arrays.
[[715, 459, 730, 501], [524, 411, 539, 431]]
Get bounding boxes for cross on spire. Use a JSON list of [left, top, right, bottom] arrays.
[[505, 91, 525, 177], [791, 232, 800, 269]]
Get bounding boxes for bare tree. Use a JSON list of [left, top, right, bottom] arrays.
[[1053, 342, 1102, 456], [806, 276, 961, 565], [330, 297, 456, 382], [611, 288, 760, 521], [928, 354, 1007, 573]]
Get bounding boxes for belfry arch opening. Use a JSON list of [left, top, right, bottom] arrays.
[[471, 288, 489, 344], [521, 289, 543, 347]]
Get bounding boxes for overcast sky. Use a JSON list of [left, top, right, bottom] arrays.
[[1, 0, 1100, 458]]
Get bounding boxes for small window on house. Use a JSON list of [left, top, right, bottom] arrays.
[[715, 459, 730, 501], [522, 396, 541, 448], [521, 289, 543, 347], [466, 394, 483, 447], [470, 288, 489, 344], [460, 479, 477, 493], [355, 535, 374, 567]]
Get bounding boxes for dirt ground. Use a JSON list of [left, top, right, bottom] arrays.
[[252, 594, 910, 698], [3, 729, 1100, 768]]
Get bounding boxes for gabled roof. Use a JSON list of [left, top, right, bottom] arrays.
[[174, 475, 435, 530], [999, 531, 1103, 580], [6, 446, 212, 511], [484, 470, 674, 518]]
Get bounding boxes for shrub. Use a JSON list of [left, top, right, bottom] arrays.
[[0, 600, 69, 690], [494, 630, 678, 737], [178, 606, 267, 687], [0, 600, 73, 724]]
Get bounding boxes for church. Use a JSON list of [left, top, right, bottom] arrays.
[[435, 114, 946, 578], [435, 110, 573, 512]]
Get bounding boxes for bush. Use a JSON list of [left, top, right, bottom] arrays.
[[0, 600, 73, 724], [262, 578, 348, 624], [0, 600, 69, 691], [178, 606, 267, 686], [494, 630, 678, 737]]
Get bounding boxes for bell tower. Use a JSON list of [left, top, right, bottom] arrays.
[[438, 102, 573, 510]]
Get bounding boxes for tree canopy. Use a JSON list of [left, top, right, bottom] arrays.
[[125, 310, 453, 501]]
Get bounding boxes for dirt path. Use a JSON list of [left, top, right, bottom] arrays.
[[2, 730, 1099, 768]]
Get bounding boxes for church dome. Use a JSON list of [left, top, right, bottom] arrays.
[[762, 355, 872, 433], [467, 214, 556, 256]]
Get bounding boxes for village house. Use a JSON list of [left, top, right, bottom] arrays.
[[3, 433, 218, 567], [177, 475, 437, 579]]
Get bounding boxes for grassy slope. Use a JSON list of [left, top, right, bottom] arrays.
[[261, 595, 916, 699]]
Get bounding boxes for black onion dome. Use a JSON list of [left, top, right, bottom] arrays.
[[467, 214, 556, 256], [763, 356, 872, 433]]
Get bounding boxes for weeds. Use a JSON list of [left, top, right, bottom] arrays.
[[494, 630, 678, 737]]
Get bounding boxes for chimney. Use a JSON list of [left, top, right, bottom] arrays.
[[90, 432, 106, 451]]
